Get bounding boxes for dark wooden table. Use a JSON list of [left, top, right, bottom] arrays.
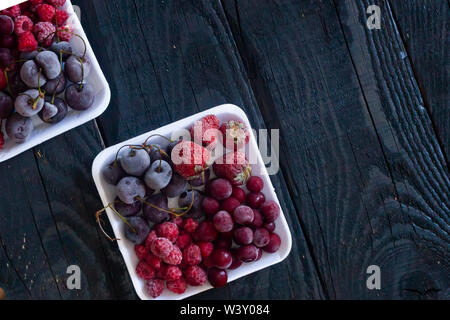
[[0, 0, 448, 300]]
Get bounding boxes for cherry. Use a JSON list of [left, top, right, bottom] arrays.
[[208, 267, 228, 288], [211, 248, 232, 269]]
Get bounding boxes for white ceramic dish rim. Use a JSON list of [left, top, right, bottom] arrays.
[[92, 104, 292, 300]]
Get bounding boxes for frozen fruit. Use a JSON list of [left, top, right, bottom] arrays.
[[201, 197, 220, 216], [5, 113, 33, 143], [0, 35, 16, 48], [161, 173, 188, 198], [145, 254, 162, 270], [183, 244, 202, 266], [195, 221, 218, 242], [228, 249, 242, 270], [202, 255, 214, 269], [49, 41, 72, 60], [0, 91, 14, 119], [14, 15, 33, 36], [36, 4, 56, 22], [47, 0, 67, 7], [102, 163, 126, 185], [233, 205, 254, 225], [116, 176, 146, 204], [151, 238, 173, 259], [208, 268, 228, 288], [211, 249, 232, 269], [233, 226, 254, 245], [171, 216, 184, 228], [124, 216, 150, 245], [33, 22, 55, 46], [253, 228, 270, 248], [120, 148, 150, 177], [0, 15, 14, 35], [263, 222, 276, 233], [190, 168, 210, 186], [148, 143, 170, 163], [171, 141, 210, 180], [42, 73, 67, 96], [213, 210, 234, 233], [246, 176, 264, 193], [65, 83, 95, 110], [249, 209, 263, 228], [263, 233, 281, 253], [15, 89, 44, 117], [185, 266, 207, 286], [0, 48, 13, 69], [0, 69, 5, 90], [256, 248, 263, 261], [183, 218, 198, 233], [156, 222, 179, 243], [17, 31, 37, 52], [144, 230, 158, 248], [144, 160, 172, 190], [114, 197, 141, 217], [213, 151, 252, 186], [221, 196, 240, 213], [260, 200, 280, 223], [35, 50, 60, 80], [219, 119, 250, 149], [134, 244, 149, 260], [236, 244, 259, 262], [20, 60, 47, 88], [246, 192, 265, 209], [214, 236, 232, 250], [163, 245, 183, 265], [143, 193, 170, 224], [56, 25, 72, 42], [207, 178, 232, 200], [198, 242, 213, 258], [65, 55, 91, 83], [1, 6, 21, 19], [165, 266, 182, 281], [155, 264, 167, 280], [136, 261, 155, 280], [166, 278, 187, 294], [146, 279, 164, 298], [190, 114, 220, 149], [53, 9, 69, 26], [38, 97, 68, 124], [0, 133, 4, 150], [179, 189, 204, 220], [176, 232, 191, 249]]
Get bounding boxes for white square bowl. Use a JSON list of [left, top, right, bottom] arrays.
[[91, 104, 292, 300], [0, 0, 111, 163]]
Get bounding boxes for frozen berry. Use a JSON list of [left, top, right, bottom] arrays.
[[253, 228, 270, 248], [53, 9, 69, 26], [183, 218, 198, 233], [36, 4, 56, 22], [167, 278, 187, 294], [136, 261, 155, 280], [231, 187, 246, 203], [228, 249, 243, 270], [144, 230, 157, 249], [260, 200, 280, 223], [171, 140, 210, 179], [214, 236, 232, 250], [5, 113, 33, 143], [145, 254, 162, 270], [198, 242, 213, 258], [183, 244, 202, 266], [47, 0, 67, 6], [250, 209, 263, 228], [151, 238, 173, 259], [219, 119, 250, 150], [156, 222, 179, 243], [143, 194, 170, 224], [201, 197, 220, 216], [0, 35, 15, 48], [246, 176, 264, 193], [221, 197, 240, 213], [263, 233, 281, 253], [17, 31, 37, 52], [176, 231, 191, 249], [124, 217, 150, 245], [246, 192, 265, 209], [236, 244, 259, 262], [0, 132, 4, 150], [202, 255, 214, 269], [190, 168, 210, 187], [162, 173, 188, 198], [211, 249, 232, 269], [208, 267, 228, 288], [233, 205, 254, 225], [165, 266, 182, 281], [116, 176, 146, 205], [213, 210, 234, 233], [0, 15, 14, 36], [171, 216, 184, 228], [33, 21, 55, 46], [163, 245, 183, 265], [195, 221, 218, 242], [256, 248, 263, 261], [144, 160, 172, 190], [145, 279, 164, 298], [185, 266, 207, 286], [179, 189, 204, 220], [0, 91, 13, 119], [234, 227, 254, 245], [135, 244, 149, 260], [264, 222, 276, 233], [56, 25, 72, 42], [207, 178, 232, 201], [212, 151, 252, 186], [14, 15, 33, 36], [155, 264, 167, 280], [1, 6, 21, 19], [190, 114, 220, 149]]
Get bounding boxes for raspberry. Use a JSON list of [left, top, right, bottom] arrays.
[[145, 279, 164, 298], [183, 244, 202, 266], [191, 114, 220, 149], [56, 25, 72, 42], [0, 132, 4, 150], [185, 266, 207, 286], [144, 230, 157, 249], [163, 245, 182, 265], [166, 278, 187, 294], [165, 266, 182, 281], [202, 255, 214, 269], [36, 4, 56, 22], [47, 0, 67, 7], [14, 16, 34, 36], [150, 238, 173, 259], [135, 261, 155, 280], [29, 0, 44, 5], [155, 264, 167, 280], [33, 22, 55, 47], [198, 242, 214, 258], [156, 222, 179, 243], [145, 253, 162, 270], [22, 11, 38, 24], [183, 218, 198, 233], [1, 5, 21, 19], [176, 232, 191, 249], [53, 9, 69, 26], [17, 31, 37, 52], [134, 244, 149, 261], [171, 216, 184, 228]]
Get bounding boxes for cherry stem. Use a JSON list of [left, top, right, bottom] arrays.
[[95, 203, 137, 242], [142, 134, 174, 148], [113, 144, 146, 166]]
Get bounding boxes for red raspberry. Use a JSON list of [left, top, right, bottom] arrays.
[[29, 0, 44, 5], [36, 4, 56, 22], [56, 25, 72, 41], [53, 9, 69, 26], [171, 216, 184, 228], [156, 222, 179, 243], [185, 266, 207, 286], [17, 31, 38, 52], [176, 232, 191, 249], [166, 278, 187, 294], [145, 254, 162, 270], [134, 244, 149, 261], [191, 114, 220, 149], [183, 218, 198, 233], [19, 2, 31, 11], [198, 242, 214, 258], [202, 255, 215, 269], [33, 22, 55, 47], [163, 245, 182, 265], [144, 230, 157, 249], [47, 0, 67, 7], [165, 266, 182, 281], [22, 11, 38, 24], [155, 264, 167, 280], [14, 16, 34, 36], [150, 238, 173, 259], [0, 132, 4, 150], [146, 279, 164, 298], [183, 244, 202, 266], [135, 261, 155, 280], [1, 5, 21, 19]]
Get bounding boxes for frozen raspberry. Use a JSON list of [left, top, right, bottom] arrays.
[[36, 4, 56, 22], [134, 244, 149, 260], [144, 230, 158, 249], [165, 266, 182, 281], [1, 5, 21, 19], [202, 255, 214, 269], [183, 218, 198, 233], [22, 11, 38, 23], [14, 16, 33, 36], [0, 132, 4, 150], [166, 278, 187, 294], [53, 9, 69, 26], [163, 245, 182, 265], [185, 266, 207, 286], [136, 261, 155, 280], [155, 264, 167, 279], [176, 232, 191, 249], [146, 279, 164, 298], [17, 31, 37, 52], [156, 222, 179, 243], [145, 253, 162, 270], [47, 0, 67, 7], [29, 0, 44, 5], [19, 2, 31, 11], [150, 237, 173, 259], [195, 221, 218, 242], [33, 22, 55, 47], [191, 114, 220, 149], [183, 244, 202, 266], [171, 216, 184, 228], [57, 25, 72, 41], [198, 242, 214, 258]]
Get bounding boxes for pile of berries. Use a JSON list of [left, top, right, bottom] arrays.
[[0, 0, 94, 149], [101, 114, 281, 298]]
